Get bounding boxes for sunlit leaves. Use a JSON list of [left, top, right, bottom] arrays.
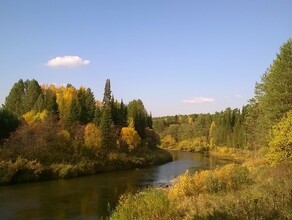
[[120, 127, 141, 151], [268, 110, 292, 165], [84, 123, 102, 150]]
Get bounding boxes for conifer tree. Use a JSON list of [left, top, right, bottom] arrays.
[[102, 79, 111, 107], [119, 99, 127, 126], [100, 107, 115, 148], [66, 98, 80, 126], [45, 88, 59, 116], [78, 87, 96, 124]]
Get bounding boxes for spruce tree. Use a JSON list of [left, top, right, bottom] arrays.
[[66, 99, 80, 126], [102, 79, 111, 107], [45, 88, 59, 116], [100, 107, 115, 148], [78, 87, 96, 124]]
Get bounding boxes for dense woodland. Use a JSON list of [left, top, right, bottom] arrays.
[[0, 79, 171, 183], [111, 39, 292, 219]]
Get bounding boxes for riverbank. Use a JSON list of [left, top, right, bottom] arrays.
[[111, 148, 292, 219], [0, 147, 172, 184]]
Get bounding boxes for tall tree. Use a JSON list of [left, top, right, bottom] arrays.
[[56, 85, 79, 123], [255, 38, 292, 127], [100, 108, 115, 148], [78, 87, 96, 124], [127, 99, 148, 139], [119, 99, 127, 126], [44, 87, 59, 116], [102, 79, 111, 107], [4, 79, 25, 116], [66, 98, 80, 126], [22, 79, 42, 113]]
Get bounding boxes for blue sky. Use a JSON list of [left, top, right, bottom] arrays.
[[1, 0, 292, 116]]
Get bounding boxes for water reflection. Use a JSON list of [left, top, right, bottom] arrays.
[[0, 151, 228, 219]]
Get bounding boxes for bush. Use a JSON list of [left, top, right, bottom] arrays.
[[169, 164, 252, 199], [111, 188, 179, 220]]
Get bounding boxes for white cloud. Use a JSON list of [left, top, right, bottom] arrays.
[[235, 94, 242, 98], [47, 56, 90, 68], [183, 97, 215, 104]]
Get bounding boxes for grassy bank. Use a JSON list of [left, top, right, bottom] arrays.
[[110, 149, 292, 219], [0, 147, 172, 184]]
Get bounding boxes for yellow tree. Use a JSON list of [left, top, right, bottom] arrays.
[[120, 127, 141, 151], [56, 85, 79, 124], [161, 135, 177, 149], [267, 110, 292, 165], [23, 110, 48, 125], [84, 123, 102, 150]]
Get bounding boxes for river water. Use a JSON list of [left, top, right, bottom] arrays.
[[0, 151, 228, 219]]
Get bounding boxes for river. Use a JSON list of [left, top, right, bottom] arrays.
[[0, 151, 228, 219]]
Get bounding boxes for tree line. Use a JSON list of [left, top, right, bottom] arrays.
[[0, 78, 166, 183], [1, 79, 157, 149], [155, 38, 292, 164]]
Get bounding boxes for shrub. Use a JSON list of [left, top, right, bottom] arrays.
[[111, 188, 179, 220], [169, 164, 252, 199]]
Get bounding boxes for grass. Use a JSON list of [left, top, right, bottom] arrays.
[[110, 150, 292, 219]]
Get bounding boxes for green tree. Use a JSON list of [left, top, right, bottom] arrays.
[[119, 99, 127, 126], [4, 79, 25, 116], [255, 39, 292, 127], [145, 128, 160, 148], [34, 93, 45, 112], [100, 108, 115, 148], [22, 79, 42, 113], [66, 98, 80, 126], [127, 99, 148, 139], [93, 106, 102, 126], [78, 87, 96, 124], [0, 108, 20, 140], [102, 79, 111, 107], [44, 87, 59, 116]]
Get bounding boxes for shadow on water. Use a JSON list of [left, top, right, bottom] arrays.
[[0, 151, 229, 219]]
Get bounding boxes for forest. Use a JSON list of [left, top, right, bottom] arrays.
[[111, 39, 292, 219], [0, 79, 171, 184]]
